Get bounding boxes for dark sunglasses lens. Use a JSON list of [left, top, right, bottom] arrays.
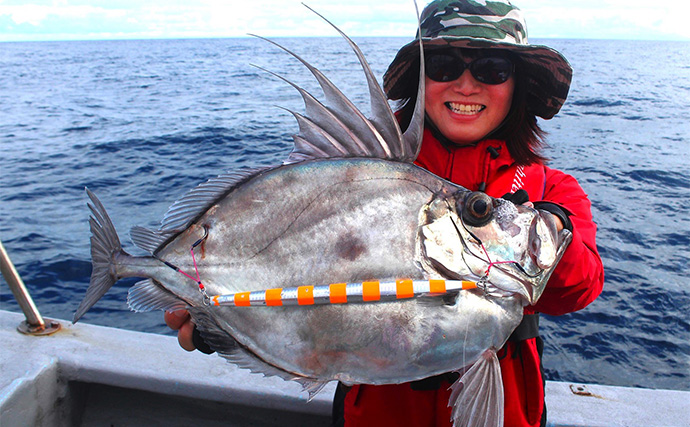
[[426, 54, 463, 82], [470, 57, 513, 84]]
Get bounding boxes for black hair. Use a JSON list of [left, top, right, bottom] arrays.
[[393, 49, 549, 165]]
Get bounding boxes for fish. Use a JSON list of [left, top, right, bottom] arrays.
[[73, 6, 572, 427]]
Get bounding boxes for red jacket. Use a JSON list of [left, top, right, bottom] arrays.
[[337, 129, 604, 426]]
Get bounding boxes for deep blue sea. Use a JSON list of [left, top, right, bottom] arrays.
[[1, 37, 688, 392]]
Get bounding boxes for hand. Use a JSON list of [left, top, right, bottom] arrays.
[[164, 309, 197, 351], [524, 202, 564, 231], [551, 213, 565, 232], [502, 191, 565, 232]]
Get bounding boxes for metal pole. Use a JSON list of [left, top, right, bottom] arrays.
[[0, 238, 61, 335]]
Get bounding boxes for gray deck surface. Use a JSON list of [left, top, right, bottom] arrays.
[[1, 309, 688, 426]]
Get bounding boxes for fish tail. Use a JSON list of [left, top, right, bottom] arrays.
[[73, 188, 125, 323]]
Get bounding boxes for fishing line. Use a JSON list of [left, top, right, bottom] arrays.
[[477, 242, 518, 277], [156, 226, 211, 305], [451, 208, 519, 283]]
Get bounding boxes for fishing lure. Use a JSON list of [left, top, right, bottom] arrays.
[[209, 279, 479, 307], [156, 222, 511, 308]]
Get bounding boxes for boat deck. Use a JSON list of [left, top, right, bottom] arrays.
[[1, 309, 688, 426]]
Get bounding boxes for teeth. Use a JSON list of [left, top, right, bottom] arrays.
[[447, 102, 484, 115]]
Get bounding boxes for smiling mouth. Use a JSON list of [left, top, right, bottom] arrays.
[[446, 102, 485, 115]]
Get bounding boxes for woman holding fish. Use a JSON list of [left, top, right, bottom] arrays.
[[167, 1, 604, 426]]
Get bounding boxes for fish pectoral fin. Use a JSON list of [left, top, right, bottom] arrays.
[[417, 291, 460, 307], [448, 350, 504, 427], [127, 279, 186, 313]]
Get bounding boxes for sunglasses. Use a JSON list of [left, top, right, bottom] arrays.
[[425, 53, 514, 85]]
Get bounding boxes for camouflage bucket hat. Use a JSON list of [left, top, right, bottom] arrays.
[[383, 0, 573, 119]]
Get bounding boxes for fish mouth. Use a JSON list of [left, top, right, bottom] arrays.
[[460, 206, 573, 305], [520, 211, 573, 303], [445, 102, 485, 115], [418, 195, 572, 305], [480, 226, 571, 304]]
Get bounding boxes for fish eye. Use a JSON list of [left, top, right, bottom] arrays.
[[461, 192, 494, 227]]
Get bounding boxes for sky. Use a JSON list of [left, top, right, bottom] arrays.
[[1, 0, 688, 43]]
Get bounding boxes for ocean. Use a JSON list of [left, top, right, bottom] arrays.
[[0, 36, 688, 392]]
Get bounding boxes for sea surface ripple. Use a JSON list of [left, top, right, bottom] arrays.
[[0, 37, 688, 391]]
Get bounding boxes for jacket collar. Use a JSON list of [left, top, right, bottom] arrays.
[[423, 115, 513, 166]]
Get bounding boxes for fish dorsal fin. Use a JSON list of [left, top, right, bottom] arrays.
[[404, 1, 426, 162], [130, 226, 173, 254], [160, 168, 267, 232], [252, 64, 365, 159], [302, 4, 403, 157], [251, 34, 390, 162], [129, 7, 425, 253], [130, 167, 268, 253], [252, 4, 425, 164]]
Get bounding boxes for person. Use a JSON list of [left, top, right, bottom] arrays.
[[167, 1, 605, 426]]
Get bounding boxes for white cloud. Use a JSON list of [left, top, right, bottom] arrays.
[[195, 1, 417, 37], [0, 0, 687, 41], [518, 0, 686, 40], [5, 5, 48, 26], [2, 2, 126, 26]]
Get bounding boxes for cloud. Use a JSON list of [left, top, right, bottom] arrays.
[[0, 0, 686, 42], [196, 1, 417, 37], [0, 0, 419, 40], [3, 3, 125, 26], [519, 0, 685, 40], [6, 4, 49, 26]]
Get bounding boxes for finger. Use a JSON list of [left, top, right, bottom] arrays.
[[164, 309, 189, 330], [177, 319, 197, 352], [512, 189, 529, 204]]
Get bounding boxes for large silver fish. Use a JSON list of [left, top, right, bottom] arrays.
[[74, 8, 571, 427]]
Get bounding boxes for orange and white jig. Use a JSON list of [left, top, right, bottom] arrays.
[[208, 279, 478, 307], [159, 228, 481, 308]]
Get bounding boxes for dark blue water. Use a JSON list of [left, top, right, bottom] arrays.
[[1, 37, 688, 392]]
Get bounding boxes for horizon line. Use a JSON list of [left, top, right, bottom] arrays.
[[3, 34, 689, 43]]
